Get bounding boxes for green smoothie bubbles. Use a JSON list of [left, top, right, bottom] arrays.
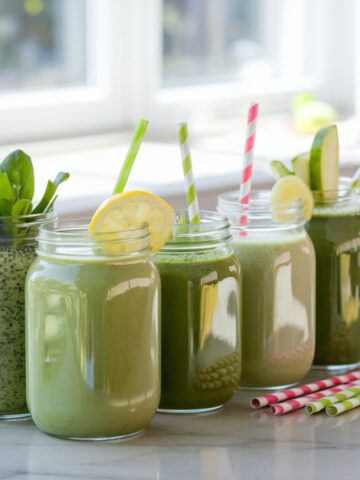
[[154, 211, 241, 412], [218, 193, 315, 388]]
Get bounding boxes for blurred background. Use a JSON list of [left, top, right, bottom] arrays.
[[0, 0, 359, 215]]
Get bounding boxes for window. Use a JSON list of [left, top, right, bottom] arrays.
[[0, 0, 356, 145], [162, 0, 316, 88], [0, 0, 86, 92]]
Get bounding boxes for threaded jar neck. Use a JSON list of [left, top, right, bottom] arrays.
[[38, 219, 151, 259]]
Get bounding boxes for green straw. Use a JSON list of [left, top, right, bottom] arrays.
[[178, 122, 200, 224], [326, 394, 360, 416], [113, 119, 149, 194], [305, 386, 360, 414]]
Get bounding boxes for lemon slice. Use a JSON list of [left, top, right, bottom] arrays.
[[271, 176, 314, 221], [89, 190, 174, 253]]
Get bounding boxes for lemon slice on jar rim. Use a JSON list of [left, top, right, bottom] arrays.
[[89, 190, 175, 253]]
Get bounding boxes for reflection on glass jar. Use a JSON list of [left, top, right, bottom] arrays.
[[218, 191, 315, 389], [26, 220, 160, 440], [153, 211, 241, 413], [0, 212, 56, 419], [307, 179, 360, 369]]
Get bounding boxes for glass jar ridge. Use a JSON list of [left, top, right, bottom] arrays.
[[37, 219, 151, 258]]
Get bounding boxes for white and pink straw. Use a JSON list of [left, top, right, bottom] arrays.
[[250, 370, 360, 409], [239, 102, 259, 205]]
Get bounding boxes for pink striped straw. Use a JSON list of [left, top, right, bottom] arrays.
[[250, 370, 360, 409], [270, 383, 356, 416], [239, 102, 259, 205]]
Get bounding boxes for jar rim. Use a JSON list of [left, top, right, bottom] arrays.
[[38, 218, 151, 258], [0, 210, 57, 227], [218, 190, 303, 211], [160, 210, 232, 251], [312, 177, 360, 205], [217, 190, 305, 231]]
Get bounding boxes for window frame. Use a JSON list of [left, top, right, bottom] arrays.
[[0, 0, 357, 145], [0, 0, 129, 144]]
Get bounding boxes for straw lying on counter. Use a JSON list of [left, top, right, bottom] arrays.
[[250, 370, 360, 409], [326, 395, 360, 416], [270, 383, 357, 416], [305, 385, 360, 414]]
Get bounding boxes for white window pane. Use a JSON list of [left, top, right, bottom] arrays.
[[0, 0, 87, 92], [162, 0, 317, 88]]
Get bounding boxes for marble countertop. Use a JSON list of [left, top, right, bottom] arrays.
[[2, 381, 360, 480]]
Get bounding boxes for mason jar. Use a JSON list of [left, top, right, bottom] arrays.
[[218, 192, 315, 389], [26, 220, 160, 440], [153, 211, 241, 414], [307, 178, 360, 369], [0, 212, 56, 419]]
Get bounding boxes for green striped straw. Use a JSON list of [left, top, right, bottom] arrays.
[[326, 394, 360, 416], [178, 123, 200, 224], [305, 386, 360, 414], [113, 118, 149, 194]]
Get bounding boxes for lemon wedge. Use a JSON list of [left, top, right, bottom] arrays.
[[271, 176, 314, 221], [89, 190, 174, 253]]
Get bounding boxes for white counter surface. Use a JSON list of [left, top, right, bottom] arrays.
[[2, 381, 360, 480]]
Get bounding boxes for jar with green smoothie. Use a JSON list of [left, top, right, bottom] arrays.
[[218, 192, 315, 389], [154, 211, 241, 414], [0, 212, 56, 419], [26, 220, 160, 440], [307, 178, 360, 369]]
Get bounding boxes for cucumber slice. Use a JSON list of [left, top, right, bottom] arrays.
[[292, 152, 310, 186], [309, 125, 339, 193], [271, 176, 314, 221], [270, 160, 293, 180]]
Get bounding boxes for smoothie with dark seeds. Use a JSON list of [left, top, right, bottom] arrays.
[[0, 246, 36, 416]]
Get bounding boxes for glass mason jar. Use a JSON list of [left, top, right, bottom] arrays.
[[218, 192, 315, 389], [0, 212, 56, 419], [307, 178, 360, 369], [26, 220, 160, 440], [153, 211, 241, 414]]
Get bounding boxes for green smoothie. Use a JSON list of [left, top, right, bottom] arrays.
[[26, 253, 160, 438], [307, 202, 360, 367], [232, 231, 315, 388], [154, 250, 241, 412], [0, 245, 36, 416]]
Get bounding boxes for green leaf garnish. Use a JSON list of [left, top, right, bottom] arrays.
[[1, 150, 34, 201], [32, 172, 70, 214], [0, 150, 70, 245], [12, 199, 33, 216]]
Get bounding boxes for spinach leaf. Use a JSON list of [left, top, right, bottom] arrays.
[[32, 172, 70, 214], [1, 150, 34, 201], [12, 199, 33, 216], [0, 198, 12, 217], [0, 172, 16, 202]]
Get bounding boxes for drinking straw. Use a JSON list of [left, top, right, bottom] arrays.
[[178, 123, 200, 224], [349, 166, 360, 192], [270, 383, 356, 416], [250, 370, 360, 409], [239, 102, 259, 205], [112, 118, 149, 194], [326, 394, 360, 416], [306, 385, 360, 414]]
